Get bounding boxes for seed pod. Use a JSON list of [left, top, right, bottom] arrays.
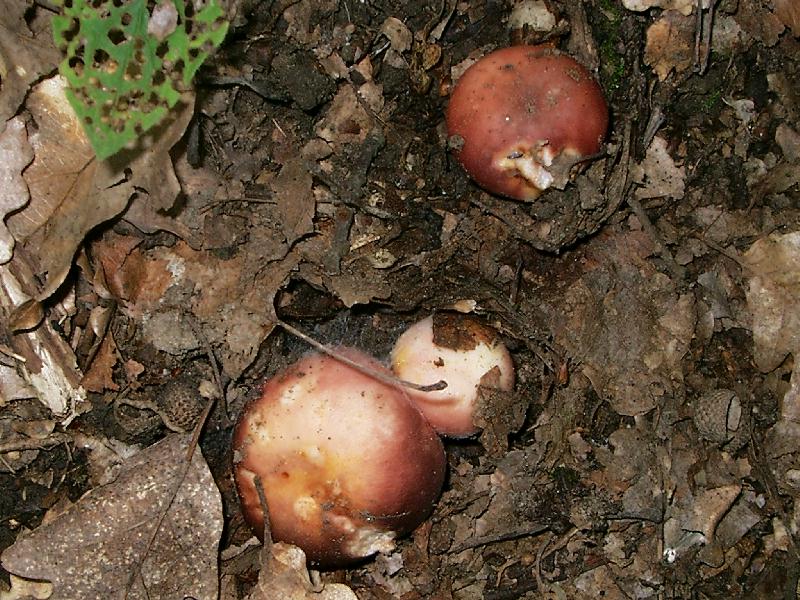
[[693, 389, 741, 443]]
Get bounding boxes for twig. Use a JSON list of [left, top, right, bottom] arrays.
[[0, 433, 72, 454], [692, 235, 752, 272], [276, 319, 447, 393], [253, 475, 274, 551], [693, 0, 717, 74], [186, 315, 229, 424], [449, 523, 548, 553], [642, 106, 666, 149], [185, 397, 216, 462], [533, 531, 554, 594]]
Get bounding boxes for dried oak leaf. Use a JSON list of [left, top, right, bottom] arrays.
[[271, 157, 315, 244], [774, 0, 800, 36], [742, 231, 800, 372], [734, 0, 786, 45], [7, 76, 134, 300], [0, 117, 33, 264], [0, 0, 61, 123], [543, 228, 695, 416], [247, 543, 357, 600], [631, 135, 685, 200], [1, 434, 223, 600], [118, 96, 196, 242], [322, 258, 392, 307], [103, 239, 299, 379], [644, 11, 694, 81], [80, 333, 119, 393]]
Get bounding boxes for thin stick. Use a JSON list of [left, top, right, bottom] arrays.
[[449, 523, 548, 553], [0, 433, 71, 454], [276, 319, 447, 393], [253, 475, 274, 551], [185, 397, 216, 462], [187, 315, 229, 423]]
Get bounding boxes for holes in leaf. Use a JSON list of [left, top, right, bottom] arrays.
[[107, 28, 126, 45], [67, 56, 84, 76], [153, 70, 166, 86], [121, 12, 132, 26], [125, 61, 142, 81], [62, 18, 80, 43], [91, 0, 103, 8], [93, 48, 110, 67], [156, 42, 169, 58]]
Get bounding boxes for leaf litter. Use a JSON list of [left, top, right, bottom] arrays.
[[0, 0, 799, 598]]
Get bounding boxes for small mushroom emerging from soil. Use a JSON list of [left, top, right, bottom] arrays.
[[446, 45, 609, 201], [390, 314, 515, 437], [232, 348, 446, 568]]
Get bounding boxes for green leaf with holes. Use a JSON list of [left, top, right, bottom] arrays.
[[52, 0, 228, 160]]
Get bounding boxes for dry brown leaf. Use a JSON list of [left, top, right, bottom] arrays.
[[776, 123, 800, 162], [0, 117, 33, 264], [0, 1, 61, 123], [735, 0, 786, 45], [322, 259, 392, 307], [2, 434, 223, 600], [247, 543, 358, 600], [271, 157, 315, 244], [316, 85, 375, 147], [80, 333, 119, 393], [117, 96, 196, 242], [645, 11, 695, 81], [544, 229, 695, 416], [101, 239, 299, 378], [0, 362, 35, 406], [90, 230, 144, 300], [774, 0, 800, 36], [0, 261, 86, 419], [632, 135, 686, 200], [7, 76, 134, 300], [742, 231, 800, 372]]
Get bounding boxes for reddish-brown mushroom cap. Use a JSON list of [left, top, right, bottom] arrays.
[[232, 349, 446, 568], [446, 46, 609, 201]]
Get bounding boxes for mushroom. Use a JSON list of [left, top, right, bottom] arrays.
[[446, 46, 609, 201]]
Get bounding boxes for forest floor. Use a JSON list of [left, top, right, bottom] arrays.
[[1, 0, 800, 598]]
